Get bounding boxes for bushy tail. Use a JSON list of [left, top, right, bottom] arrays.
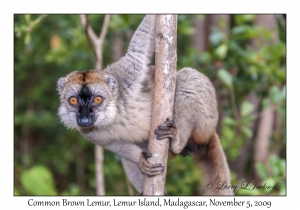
[[196, 132, 233, 195], [126, 15, 156, 65]]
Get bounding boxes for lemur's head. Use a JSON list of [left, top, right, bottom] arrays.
[[57, 70, 118, 130]]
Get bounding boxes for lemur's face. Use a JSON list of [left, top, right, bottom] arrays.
[[57, 70, 117, 129]]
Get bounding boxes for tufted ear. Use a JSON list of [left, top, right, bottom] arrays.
[[57, 77, 65, 94], [106, 76, 118, 92]]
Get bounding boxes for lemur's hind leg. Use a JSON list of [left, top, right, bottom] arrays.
[[121, 158, 144, 194]]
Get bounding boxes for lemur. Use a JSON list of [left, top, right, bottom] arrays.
[[57, 15, 232, 195]]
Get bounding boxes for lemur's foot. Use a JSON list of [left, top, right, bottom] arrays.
[[154, 118, 177, 141], [180, 140, 198, 156], [138, 151, 164, 177]]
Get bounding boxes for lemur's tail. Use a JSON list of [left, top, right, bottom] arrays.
[[126, 15, 156, 65], [195, 132, 233, 195]]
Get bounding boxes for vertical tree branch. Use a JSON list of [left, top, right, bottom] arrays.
[[79, 15, 98, 52], [99, 15, 111, 45], [79, 14, 111, 196], [143, 15, 177, 196], [80, 14, 111, 69], [252, 15, 278, 176]]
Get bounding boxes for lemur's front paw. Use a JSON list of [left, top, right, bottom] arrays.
[[154, 118, 177, 141], [138, 151, 164, 177]]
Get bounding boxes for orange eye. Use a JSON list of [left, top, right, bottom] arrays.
[[69, 97, 78, 105], [94, 96, 103, 104]]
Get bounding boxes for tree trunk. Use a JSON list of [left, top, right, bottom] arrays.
[[252, 15, 278, 176], [254, 106, 274, 166], [192, 15, 230, 55], [112, 31, 123, 61], [192, 15, 207, 55], [251, 15, 278, 50], [142, 15, 177, 195], [95, 145, 105, 195], [207, 15, 230, 35]]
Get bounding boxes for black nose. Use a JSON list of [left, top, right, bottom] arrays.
[[78, 115, 94, 127], [80, 117, 90, 125], [77, 108, 94, 127]]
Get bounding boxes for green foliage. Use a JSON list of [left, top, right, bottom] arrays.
[[166, 155, 200, 195], [14, 14, 285, 196], [20, 165, 57, 195], [217, 69, 232, 88], [235, 155, 286, 195], [14, 14, 122, 196], [240, 101, 254, 117]]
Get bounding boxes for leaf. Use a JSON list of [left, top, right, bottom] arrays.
[[280, 85, 286, 101], [255, 163, 268, 180], [209, 30, 224, 46], [223, 117, 236, 126], [269, 85, 279, 103], [262, 98, 270, 110], [240, 101, 254, 117], [20, 165, 57, 195], [199, 52, 211, 63], [263, 178, 276, 193], [25, 14, 31, 23], [241, 126, 252, 138], [236, 187, 260, 196], [231, 25, 247, 34], [215, 43, 228, 59], [217, 69, 232, 88], [269, 155, 279, 177], [279, 159, 286, 177], [24, 33, 31, 45], [109, 15, 127, 30], [235, 15, 256, 25]]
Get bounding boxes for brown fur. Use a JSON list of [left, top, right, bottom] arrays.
[[85, 70, 106, 84], [191, 129, 211, 145], [66, 71, 85, 84], [195, 132, 232, 195], [65, 70, 106, 85]]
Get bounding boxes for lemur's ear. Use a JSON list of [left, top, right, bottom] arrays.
[[106, 76, 118, 93], [57, 77, 65, 94]]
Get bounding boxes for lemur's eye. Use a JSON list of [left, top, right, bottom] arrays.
[[69, 97, 78, 105], [94, 96, 103, 104]]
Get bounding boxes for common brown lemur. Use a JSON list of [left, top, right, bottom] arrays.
[[57, 15, 232, 195]]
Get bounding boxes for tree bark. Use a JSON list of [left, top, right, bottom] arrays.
[[252, 15, 278, 170], [112, 31, 123, 61], [80, 14, 111, 195], [251, 15, 278, 50], [254, 106, 274, 165], [192, 15, 230, 55], [207, 15, 230, 35], [192, 15, 207, 54], [142, 15, 177, 195]]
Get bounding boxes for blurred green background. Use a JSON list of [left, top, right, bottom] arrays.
[[14, 14, 286, 196]]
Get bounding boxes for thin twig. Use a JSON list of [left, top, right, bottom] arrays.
[[229, 85, 241, 121], [99, 15, 111, 44], [79, 14, 98, 51]]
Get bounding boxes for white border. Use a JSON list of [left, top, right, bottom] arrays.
[[3, 0, 296, 209]]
